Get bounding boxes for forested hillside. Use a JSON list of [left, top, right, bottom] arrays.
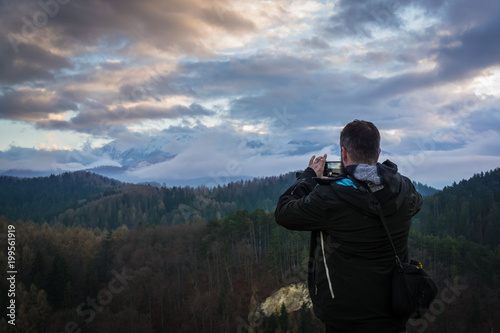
[[0, 172, 123, 222], [0, 171, 296, 229], [412, 169, 500, 247], [0, 171, 436, 230]]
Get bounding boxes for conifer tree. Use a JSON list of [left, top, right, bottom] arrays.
[[279, 303, 288, 332], [46, 253, 72, 309]]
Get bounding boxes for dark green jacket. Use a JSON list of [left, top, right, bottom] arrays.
[[275, 160, 422, 331]]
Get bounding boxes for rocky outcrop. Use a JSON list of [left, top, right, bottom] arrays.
[[256, 282, 312, 317]]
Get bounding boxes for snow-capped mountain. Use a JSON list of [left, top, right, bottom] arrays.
[[0, 125, 332, 187], [93, 135, 173, 166]]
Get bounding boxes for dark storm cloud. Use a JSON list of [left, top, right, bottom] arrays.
[[0, 35, 72, 84], [440, 0, 500, 29], [87, 103, 214, 124], [0, 146, 37, 161], [2, 0, 256, 57], [146, 54, 326, 108], [35, 103, 214, 131], [34, 119, 73, 131], [331, 6, 500, 103], [436, 16, 500, 82], [353, 52, 392, 65], [324, 0, 404, 38], [199, 3, 256, 31], [184, 55, 323, 92], [356, 51, 421, 68], [320, 0, 500, 86], [0, 88, 78, 121], [464, 109, 500, 133], [151, 54, 374, 130], [299, 36, 330, 49]]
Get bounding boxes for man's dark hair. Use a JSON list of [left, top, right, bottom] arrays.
[[340, 119, 380, 164]]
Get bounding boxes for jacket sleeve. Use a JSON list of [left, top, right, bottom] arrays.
[[407, 177, 423, 217], [274, 168, 329, 231], [412, 186, 423, 216]]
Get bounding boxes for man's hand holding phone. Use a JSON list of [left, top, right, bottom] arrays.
[[308, 154, 327, 178], [323, 161, 341, 177]]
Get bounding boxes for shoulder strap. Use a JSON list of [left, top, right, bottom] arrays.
[[353, 179, 402, 266]]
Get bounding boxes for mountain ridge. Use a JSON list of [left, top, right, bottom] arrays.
[[0, 168, 441, 229]]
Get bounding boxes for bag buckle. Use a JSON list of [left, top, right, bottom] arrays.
[[410, 259, 423, 269]]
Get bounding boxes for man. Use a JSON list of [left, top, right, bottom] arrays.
[[275, 120, 422, 332]]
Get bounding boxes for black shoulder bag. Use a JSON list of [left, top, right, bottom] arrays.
[[361, 182, 438, 319]]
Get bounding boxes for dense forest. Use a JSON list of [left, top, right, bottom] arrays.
[[0, 169, 499, 332]]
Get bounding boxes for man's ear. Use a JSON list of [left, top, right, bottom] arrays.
[[341, 146, 347, 162]]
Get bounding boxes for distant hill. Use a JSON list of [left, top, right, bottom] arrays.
[[0, 172, 123, 223], [0, 171, 298, 228], [0, 170, 440, 229]]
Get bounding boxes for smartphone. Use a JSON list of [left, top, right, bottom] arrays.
[[323, 161, 341, 177]]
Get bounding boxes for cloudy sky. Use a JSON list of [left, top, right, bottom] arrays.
[[1, 0, 500, 188]]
